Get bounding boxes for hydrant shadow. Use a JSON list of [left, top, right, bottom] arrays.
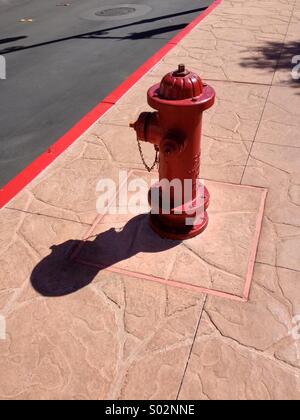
[[30, 214, 181, 297]]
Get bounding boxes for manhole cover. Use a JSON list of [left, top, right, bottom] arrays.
[[95, 7, 136, 17], [81, 4, 152, 22]]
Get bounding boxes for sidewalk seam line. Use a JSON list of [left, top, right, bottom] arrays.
[[176, 294, 208, 400], [5, 206, 93, 227], [256, 261, 300, 274], [240, 0, 298, 185]]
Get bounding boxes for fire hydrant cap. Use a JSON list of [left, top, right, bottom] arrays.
[[159, 64, 204, 100]]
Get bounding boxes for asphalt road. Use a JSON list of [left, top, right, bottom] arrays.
[[0, 0, 213, 187]]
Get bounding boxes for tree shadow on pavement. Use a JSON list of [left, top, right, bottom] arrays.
[[84, 23, 188, 41], [240, 40, 300, 89], [31, 214, 180, 298], [0, 36, 27, 44], [0, 6, 207, 55]]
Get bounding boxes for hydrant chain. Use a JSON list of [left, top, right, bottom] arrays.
[[136, 137, 159, 172]]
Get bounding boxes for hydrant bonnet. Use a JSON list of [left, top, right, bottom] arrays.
[[159, 64, 204, 100], [148, 64, 215, 112]]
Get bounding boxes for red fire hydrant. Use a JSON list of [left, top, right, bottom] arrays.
[[130, 64, 215, 240]]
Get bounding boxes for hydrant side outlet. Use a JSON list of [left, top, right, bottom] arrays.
[[130, 64, 215, 240]]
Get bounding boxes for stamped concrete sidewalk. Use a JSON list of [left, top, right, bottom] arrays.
[[0, 0, 300, 400]]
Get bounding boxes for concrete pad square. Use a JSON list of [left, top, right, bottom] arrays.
[[76, 171, 267, 301]]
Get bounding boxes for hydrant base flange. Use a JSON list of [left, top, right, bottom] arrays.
[[148, 181, 210, 241], [149, 212, 209, 241]]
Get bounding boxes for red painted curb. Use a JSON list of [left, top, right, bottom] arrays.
[[0, 0, 221, 209]]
